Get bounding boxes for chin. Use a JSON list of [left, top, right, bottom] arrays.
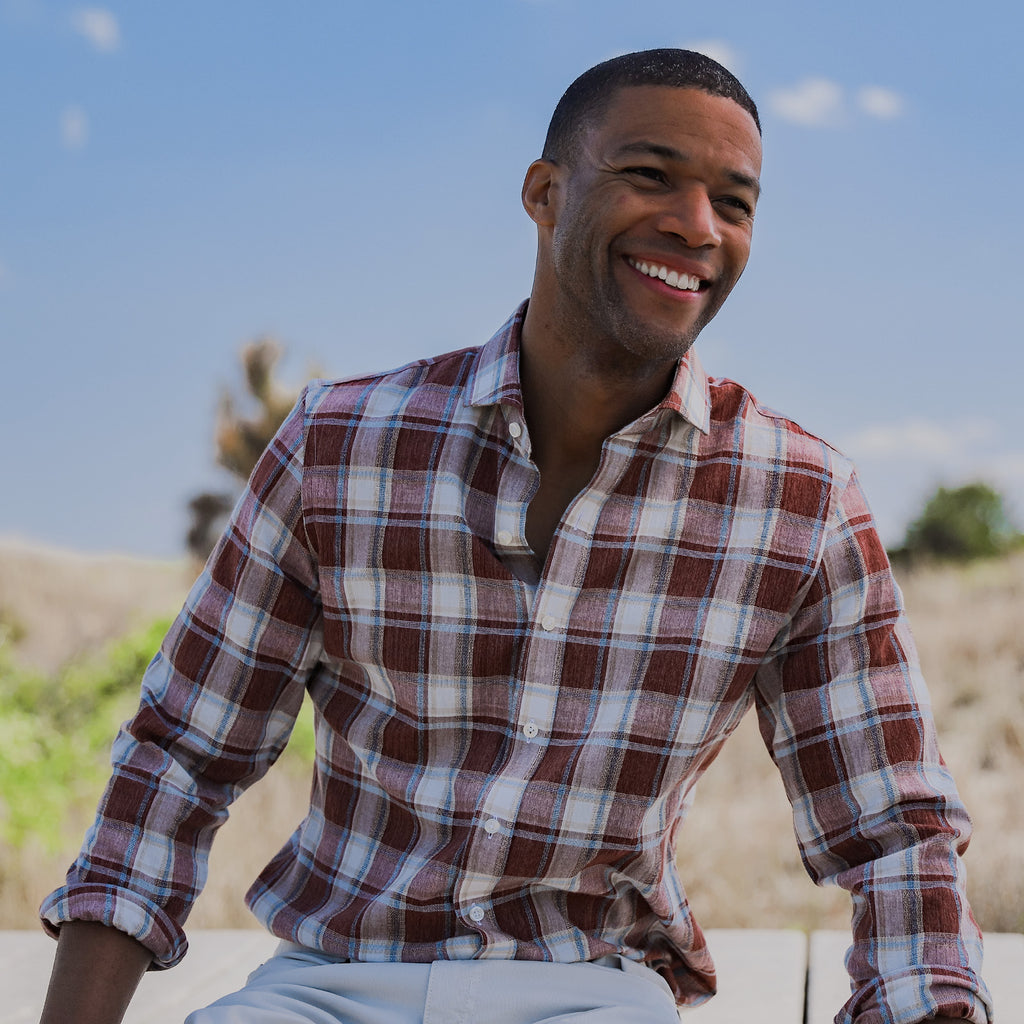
[[614, 325, 700, 367]]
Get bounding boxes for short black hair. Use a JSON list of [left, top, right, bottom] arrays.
[[542, 48, 761, 164]]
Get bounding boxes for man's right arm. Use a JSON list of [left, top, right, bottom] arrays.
[[39, 390, 323, 974], [39, 921, 153, 1024]]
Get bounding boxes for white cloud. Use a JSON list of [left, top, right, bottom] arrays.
[[842, 417, 996, 461], [841, 416, 1024, 508], [840, 417, 1024, 543], [992, 453, 1024, 480], [684, 40, 741, 73], [767, 77, 844, 127], [60, 105, 89, 149], [857, 85, 905, 120], [70, 7, 120, 52]]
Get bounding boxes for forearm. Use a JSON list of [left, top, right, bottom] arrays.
[[39, 920, 152, 1024], [760, 476, 992, 1024]]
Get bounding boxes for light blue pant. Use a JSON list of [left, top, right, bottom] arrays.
[[185, 942, 680, 1023]]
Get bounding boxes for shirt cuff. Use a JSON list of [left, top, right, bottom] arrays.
[[39, 881, 187, 969], [838, 967, 993, 1024]]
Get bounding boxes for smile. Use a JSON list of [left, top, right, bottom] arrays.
[[626, 257, 703, 293]]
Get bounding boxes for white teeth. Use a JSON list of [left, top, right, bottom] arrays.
[[628, 258, 700, 292]]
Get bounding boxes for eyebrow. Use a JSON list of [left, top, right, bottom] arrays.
[[611, 140, 762, 199]]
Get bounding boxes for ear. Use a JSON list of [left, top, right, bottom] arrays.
[[521, 159, 561, 227]]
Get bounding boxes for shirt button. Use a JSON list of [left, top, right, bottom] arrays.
[[483, 818, 501, 835], [468, 904, 486, 922], [541, 614, 557, 631], [523, 720, 539, 739], [497, 530, 513, 546], [508, 421, 522, 439]]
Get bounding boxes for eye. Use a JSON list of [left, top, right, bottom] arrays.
[[715, 196, 755, 221], [622, 166, 668, 185]]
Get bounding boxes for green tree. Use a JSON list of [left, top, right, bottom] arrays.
[[892, 482, 1022, 564], [186, 339, 307, 560]]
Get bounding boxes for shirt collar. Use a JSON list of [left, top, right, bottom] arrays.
[[659, 347, 711, 435], [467, 302, 529, 413], [467, 300, 711, 436]]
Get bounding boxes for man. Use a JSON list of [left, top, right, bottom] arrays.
[[39, 49, 991, 1024]]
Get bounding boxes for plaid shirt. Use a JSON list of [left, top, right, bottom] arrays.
[[43, 304, 991, 1023]]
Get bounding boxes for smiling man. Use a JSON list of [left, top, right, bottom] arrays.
[[518, 83, 763, 564], [39, 50, 990, 1024]]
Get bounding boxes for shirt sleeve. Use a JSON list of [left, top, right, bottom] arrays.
[[39, 388, 324, 968], [752, 470, 994, 1024]]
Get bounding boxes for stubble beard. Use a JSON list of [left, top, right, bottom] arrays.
[[553, 254, 711, 383]]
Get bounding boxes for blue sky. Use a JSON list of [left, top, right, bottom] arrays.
[[2, 0, 1021, 558]]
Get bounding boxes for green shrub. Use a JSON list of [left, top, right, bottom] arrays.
[[0, 618, 316, 851], [0, 618, 173, 849], [891, 482, 1023, 565]]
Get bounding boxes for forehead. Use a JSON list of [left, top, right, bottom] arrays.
[[584, 85, 762, 177]]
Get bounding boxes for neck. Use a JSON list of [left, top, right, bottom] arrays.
[[519, 301, 678, 463]]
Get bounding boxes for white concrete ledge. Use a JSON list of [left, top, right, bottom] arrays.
[[4, 928, 1018, 1022], [6, 929, 279, 1024], [681, 929, 806, 1020]]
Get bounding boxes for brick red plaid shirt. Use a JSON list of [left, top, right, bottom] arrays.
[[42, 305, 991, 1023]]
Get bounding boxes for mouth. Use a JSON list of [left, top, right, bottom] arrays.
[[626, 257, 708, 294]]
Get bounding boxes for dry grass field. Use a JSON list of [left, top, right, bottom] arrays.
[[2, 539, 1021, 936]]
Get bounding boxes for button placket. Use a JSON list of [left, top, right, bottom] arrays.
[[492, 411, 534, 557], [512, 589, 567, 748], [460, 766, 535, 909]]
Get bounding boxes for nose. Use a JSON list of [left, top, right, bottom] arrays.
[[656, 186, 721, 249]]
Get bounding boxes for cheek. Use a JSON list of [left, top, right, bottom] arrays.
[[557, 190, 632, 240], [551, 218, 597, 277], [723, 236, 752, 282]]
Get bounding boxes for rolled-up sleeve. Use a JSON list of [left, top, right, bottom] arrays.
[[754, 471, 993, 1024], [40, 388, 324, 967]]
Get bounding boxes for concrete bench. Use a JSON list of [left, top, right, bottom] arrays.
[[4, 929, 1019, 1022]]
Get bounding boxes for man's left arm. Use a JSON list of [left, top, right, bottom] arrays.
[[752, 470, 993, 1024]]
